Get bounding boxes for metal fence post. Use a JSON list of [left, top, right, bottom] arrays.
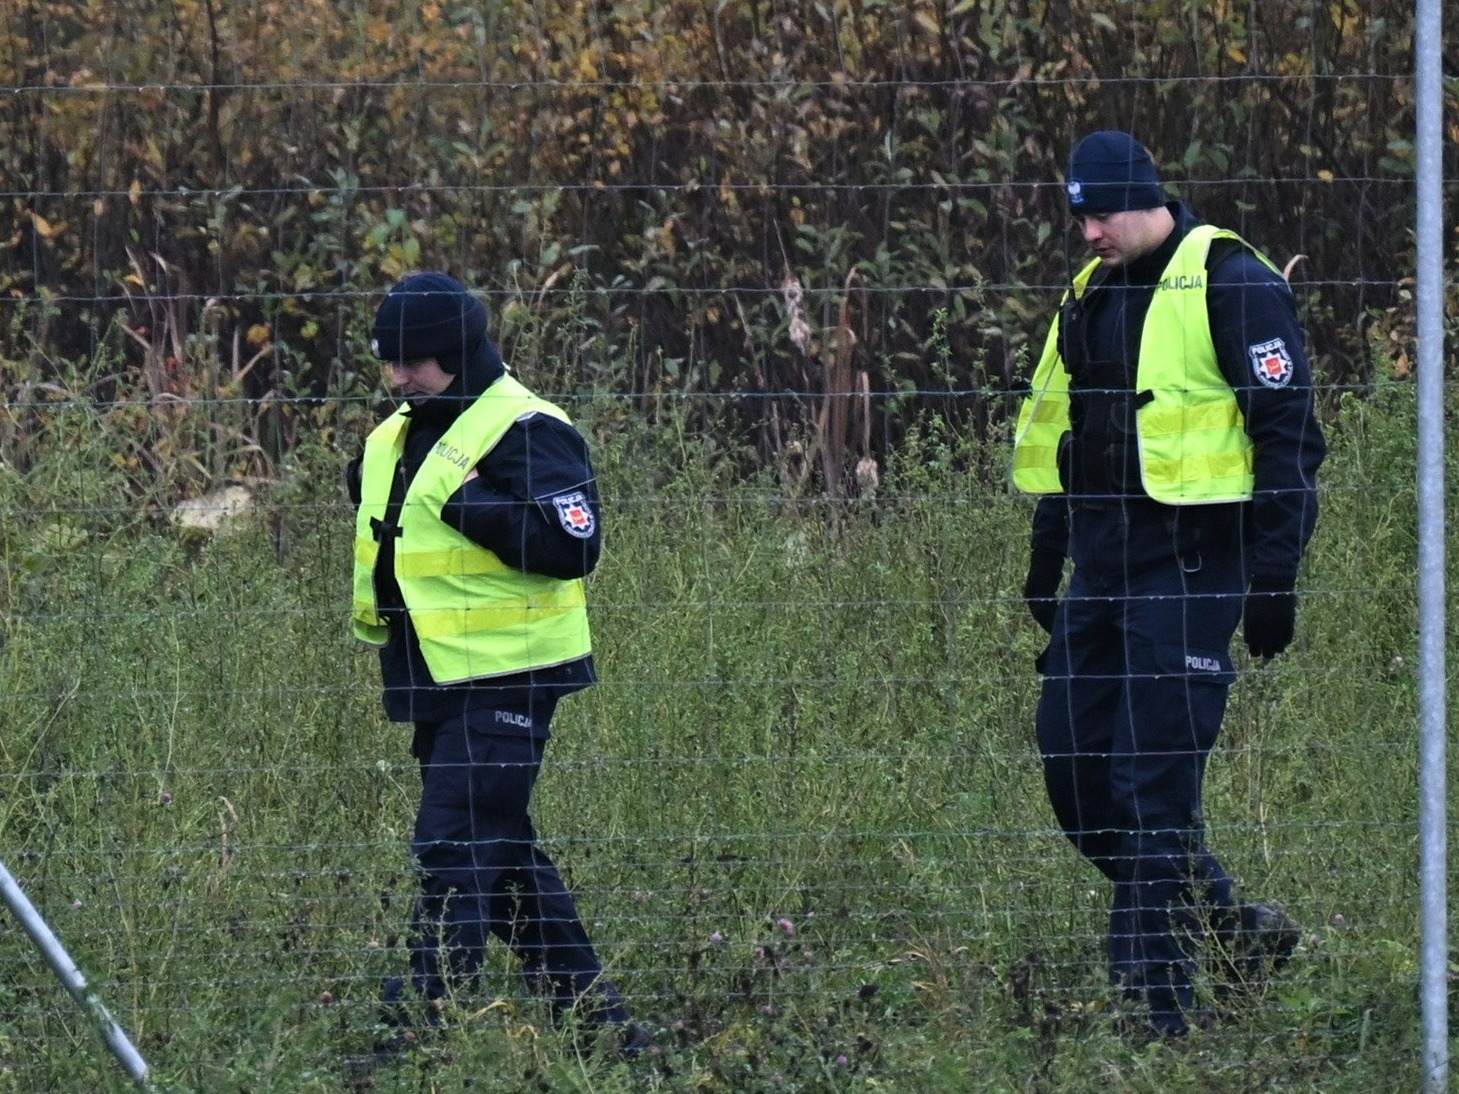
[[0, 858, 151, 1090]]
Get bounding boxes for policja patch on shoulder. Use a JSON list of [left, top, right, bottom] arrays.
[[551, 491, 596, 538], [1248, 338, 1295, 388]]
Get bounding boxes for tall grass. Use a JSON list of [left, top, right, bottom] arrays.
[[0, 385, 1434, 1092]]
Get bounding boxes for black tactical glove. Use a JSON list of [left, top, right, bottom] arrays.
[[1022, 546, 1065, 634], [1242, 576, 1298, 659], [342, 456, 363, 506]]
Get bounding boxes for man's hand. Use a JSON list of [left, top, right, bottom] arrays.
[[1242, 577, 1298, 659], [343, 456, 363, 505], [1022, 547, 1065, 634]]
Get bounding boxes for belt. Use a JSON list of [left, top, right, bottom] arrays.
[[1069, 495, 1162, 513]]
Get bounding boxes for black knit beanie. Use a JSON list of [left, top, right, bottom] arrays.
[[370, 272, 488, 374], [1065, 131, 1165, 215]]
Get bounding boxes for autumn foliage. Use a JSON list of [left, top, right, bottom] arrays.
[[0, 0, 1450, 493]]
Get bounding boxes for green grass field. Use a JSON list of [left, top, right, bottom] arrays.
[[0, 385, 1437, 1092]]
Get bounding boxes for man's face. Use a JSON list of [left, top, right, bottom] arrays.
[[1074, 207, 1173, 268], [388, 357, 454, 402]]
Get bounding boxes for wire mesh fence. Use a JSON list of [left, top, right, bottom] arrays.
[[0, 3, 1451, 1090]]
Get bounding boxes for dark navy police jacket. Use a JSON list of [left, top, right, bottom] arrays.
[[1030, 202, 1326, 589], [351, 351, 603, 732]]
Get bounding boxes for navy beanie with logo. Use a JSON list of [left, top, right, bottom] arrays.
[[370, 272, 489, 375], [1065, 131, 1165, 215]]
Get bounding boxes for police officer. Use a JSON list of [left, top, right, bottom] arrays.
[[1012, 132, 1325, 1036], [347, 272, 644, 1058]]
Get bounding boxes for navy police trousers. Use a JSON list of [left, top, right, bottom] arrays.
[[1035, 504, 1244, 1033], [407, 703, 627, 1023]]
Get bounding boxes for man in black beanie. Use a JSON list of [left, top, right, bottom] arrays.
[[345, 272, 646, 1064], [1011, 132, 1326, 1036]]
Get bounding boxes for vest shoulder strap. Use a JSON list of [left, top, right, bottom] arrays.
[[1204, 235, 1247, 273]]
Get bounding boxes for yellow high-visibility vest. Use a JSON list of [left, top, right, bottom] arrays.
[[352, 374, 591, 683], [1013, 225, 1278, 504]]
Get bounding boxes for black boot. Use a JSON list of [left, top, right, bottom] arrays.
[[555, 981, 651, 1059], [343, 975, 440, 1079], [1215, 902, 1300, 992]]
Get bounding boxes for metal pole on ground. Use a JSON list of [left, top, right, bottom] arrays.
[[0, 858, 151, 1090], [1414, 0, 1448, 1088]]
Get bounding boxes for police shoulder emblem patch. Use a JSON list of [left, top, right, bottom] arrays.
[[552, 492, 596, 538], [1248, 338, 1294, 388]]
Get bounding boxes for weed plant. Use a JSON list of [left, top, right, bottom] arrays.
[[0, 384, 1436, 1092]]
